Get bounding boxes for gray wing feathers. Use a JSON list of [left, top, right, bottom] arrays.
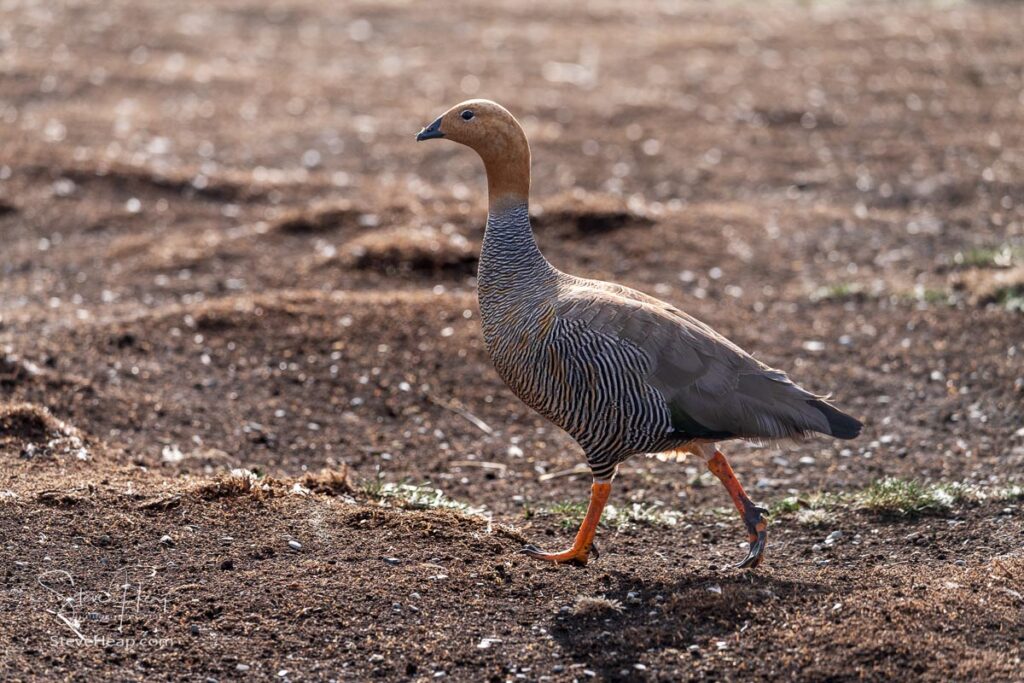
[[557, 280, 834, 440]]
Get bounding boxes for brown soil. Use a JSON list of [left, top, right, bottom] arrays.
[[1, 1, 1023, 681]]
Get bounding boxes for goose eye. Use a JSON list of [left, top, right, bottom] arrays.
[[460, 110, 475, 121]]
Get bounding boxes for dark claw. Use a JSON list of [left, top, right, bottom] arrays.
[[735, 529, 768, 569], [736, 502, 768, 569], [520, 544, 544, 557], [589, 542, 599, 561]]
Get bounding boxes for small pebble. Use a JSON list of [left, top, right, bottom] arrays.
[[383, 557, 402, 565], [288, 540, 302, 551], [160, 534, 174, 547], [236, 664, 250, 672]]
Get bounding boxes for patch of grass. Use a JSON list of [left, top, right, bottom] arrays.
[[911, 286, 951, 305], [795, 507, 836, 527], [768, 496, 802, 516], [540, 500, 680, 531], [810, 282, 868, 303], [545, 501, 588, 529], [768, 492, 843, 518], [616, 501, 683, 528], [953, 244, 1021, 269], [990, 283, 1024, 313], [857, 478, 952, 516], [771, 478, 1024, 521], [362, 479, 484, 516], [361, 470, 388, 500]]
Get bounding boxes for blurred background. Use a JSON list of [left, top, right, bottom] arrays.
[[2, 0, 1021, 488]]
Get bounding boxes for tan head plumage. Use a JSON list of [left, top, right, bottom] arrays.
[[416, 99, 531, 210]]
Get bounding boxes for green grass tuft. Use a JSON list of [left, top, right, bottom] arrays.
[[770, 478, 1024, 521], [953, 244, 1021, 269], [362, 479, 484, 516], [810, 282, 867, 303], [769, 492, 842, 518], [911, 286, 951, 305], [991, 283, 1024, 313], [540, 500, 680, 531], [856, 478, 951, 516]]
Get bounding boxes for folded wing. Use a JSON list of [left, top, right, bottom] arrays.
[[555, 280, 861, 441]]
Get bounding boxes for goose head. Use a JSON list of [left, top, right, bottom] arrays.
[[416, 99, 531, 209]]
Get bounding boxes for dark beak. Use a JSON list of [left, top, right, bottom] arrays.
[[415, 116, 445, 141]]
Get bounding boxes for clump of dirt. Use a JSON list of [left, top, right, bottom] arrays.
[[0, 403, 70, 443], [274, 200, 367, 234], [344, 225, 477, 275], [56, 161, 260, 202], [194, 469, 279, 501], [571, 595, 625, 617], [0, 355, 35, 387], [299, 465, 356, 496], [134, 231, 244, 272], [533, 191, 654, 234], [35, 488, 91, 507], [752, 107, 841, 130]]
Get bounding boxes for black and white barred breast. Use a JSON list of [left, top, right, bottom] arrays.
[[481, 298, 678, 479]]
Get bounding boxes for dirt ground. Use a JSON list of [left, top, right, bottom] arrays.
[[2, 0, 1023, 680]]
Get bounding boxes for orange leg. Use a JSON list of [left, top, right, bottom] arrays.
[[707, 450, 768, 569], [521, 481, 611, 566]]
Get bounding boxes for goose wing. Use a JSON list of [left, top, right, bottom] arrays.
[[555, 280, 857, 440]]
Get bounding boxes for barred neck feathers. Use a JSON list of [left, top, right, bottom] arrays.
[[481, 204, 547, 271], [476, 202, 558, 361]]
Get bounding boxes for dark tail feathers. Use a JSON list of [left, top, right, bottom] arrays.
[[808, 399, 862, 440]]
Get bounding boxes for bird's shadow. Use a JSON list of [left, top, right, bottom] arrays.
[[548, 569, 823, 679]]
